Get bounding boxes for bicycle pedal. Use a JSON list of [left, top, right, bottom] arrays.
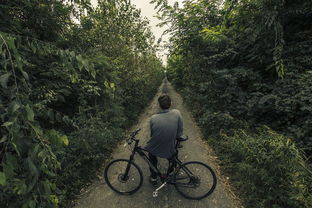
[[153, 191, 158, 197]]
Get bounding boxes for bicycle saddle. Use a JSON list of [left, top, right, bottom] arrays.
[[177, 135, 188, 142]]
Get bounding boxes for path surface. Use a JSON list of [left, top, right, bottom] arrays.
[[74, 82, 242, 208]]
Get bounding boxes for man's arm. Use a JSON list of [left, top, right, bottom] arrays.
[[177, 110, 183, 138]]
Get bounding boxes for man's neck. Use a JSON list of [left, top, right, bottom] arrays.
[[160, 109, 170, 113]]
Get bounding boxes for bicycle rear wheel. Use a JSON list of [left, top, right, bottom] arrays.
[[104, 159, 143, 195], [174, 161, 217, 200]]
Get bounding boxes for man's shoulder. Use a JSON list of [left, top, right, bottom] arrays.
[[151, 114, 158, 119], [151, 109, 181, 118], [171, 109, 181, 115], [150, 113, 161, 121]]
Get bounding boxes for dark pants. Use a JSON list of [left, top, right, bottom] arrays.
[[148, 153, 177, 179]]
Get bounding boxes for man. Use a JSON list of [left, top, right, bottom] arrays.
[[145, 94, 184, 186]]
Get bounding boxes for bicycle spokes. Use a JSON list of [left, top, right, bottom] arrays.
[[104, 159, 143, 194], [174, 161, 217, 200]]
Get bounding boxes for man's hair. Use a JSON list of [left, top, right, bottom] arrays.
[[158, 94, 171, 109]]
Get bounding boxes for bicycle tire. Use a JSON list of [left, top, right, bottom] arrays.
[[104, 159, 143, 195], [174, 161, 217, 200]]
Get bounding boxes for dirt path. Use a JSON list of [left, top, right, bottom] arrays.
[[74, 82, 242, 208]]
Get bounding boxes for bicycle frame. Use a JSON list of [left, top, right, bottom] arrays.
[[124, 137, 195, 185], [125, 139, 162, 179]]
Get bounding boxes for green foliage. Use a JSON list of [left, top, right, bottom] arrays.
[[185, 101, 312, 207], [56, 118, 124, 202], [0, 0, 163, 207], [162, 0, 312, 154], [155, 0, 312, 207], [210, 127, 311, 208]]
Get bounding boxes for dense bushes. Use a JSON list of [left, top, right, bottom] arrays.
[[209, 126, 311, 208], [56, 120, 124, 202], [181, 67, 312, 153], [182, 98, 312, 207], [162, 0, 312, 155], [0, 0, 162, 207], [152, 0, 312, 207]]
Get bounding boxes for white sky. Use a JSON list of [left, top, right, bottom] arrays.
[[90, 0, 184, 64]]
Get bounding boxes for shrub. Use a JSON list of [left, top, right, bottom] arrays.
[[207, 127, 312, 208], [177, 88, 312, 207]]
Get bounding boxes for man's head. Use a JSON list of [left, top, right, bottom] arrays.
[[158, 94, 171, 110]]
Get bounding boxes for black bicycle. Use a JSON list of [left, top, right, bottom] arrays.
[[104, 129, 217, 200]]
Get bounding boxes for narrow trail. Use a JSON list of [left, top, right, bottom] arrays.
[[74, 82, 242, 208]]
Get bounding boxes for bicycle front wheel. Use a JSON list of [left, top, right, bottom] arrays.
[[174, 161, 217, 200], [104, 159, 143, 195]]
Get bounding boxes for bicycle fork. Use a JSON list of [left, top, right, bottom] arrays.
[[152, 182, 167, 197]]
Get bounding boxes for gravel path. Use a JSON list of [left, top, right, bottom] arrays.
[[74, 81, 242, 208]]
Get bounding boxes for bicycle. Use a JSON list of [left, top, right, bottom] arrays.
[[104, 128, 217, 200]]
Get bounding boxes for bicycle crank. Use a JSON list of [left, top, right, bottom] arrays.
[[152, 182, 167, 197]]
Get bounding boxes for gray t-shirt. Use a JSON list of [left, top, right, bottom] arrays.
[[145, 109, 183, 158]]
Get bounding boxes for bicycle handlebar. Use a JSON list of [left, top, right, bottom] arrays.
[[130, 128, 141, 137], [127, 128, 141, 144]]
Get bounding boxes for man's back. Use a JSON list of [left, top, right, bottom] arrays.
[[145, 109, 183, 158]]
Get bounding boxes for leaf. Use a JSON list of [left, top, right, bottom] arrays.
[[23, 199, 36, 208], [0, 73, 11, 88], [8, 100, 21, 114], [11, 142, 21, 157], [42, 180, 51, 195], [21, 70, 29, 80], [110, 82, 115, 89], [104, 81, 109, 88], [0, 135, 7, 143], [6, 36, 23, 70], [91, 69, 96, 79], [60, 135, 69, 146], [82, 60, 89, 72], [25, 104, 34, 121], [27, 157, 39, 177], [0, 172, 6, 186], [14, 179, 27, 195], [49, 195, 59, 206], [3, 163, 14, 178], [27, 177, 37, 193], [76, 55, 83, 71], [30, 42, 36, 53], [70, 51, 75, 58], [2, 121, 13, 127]]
